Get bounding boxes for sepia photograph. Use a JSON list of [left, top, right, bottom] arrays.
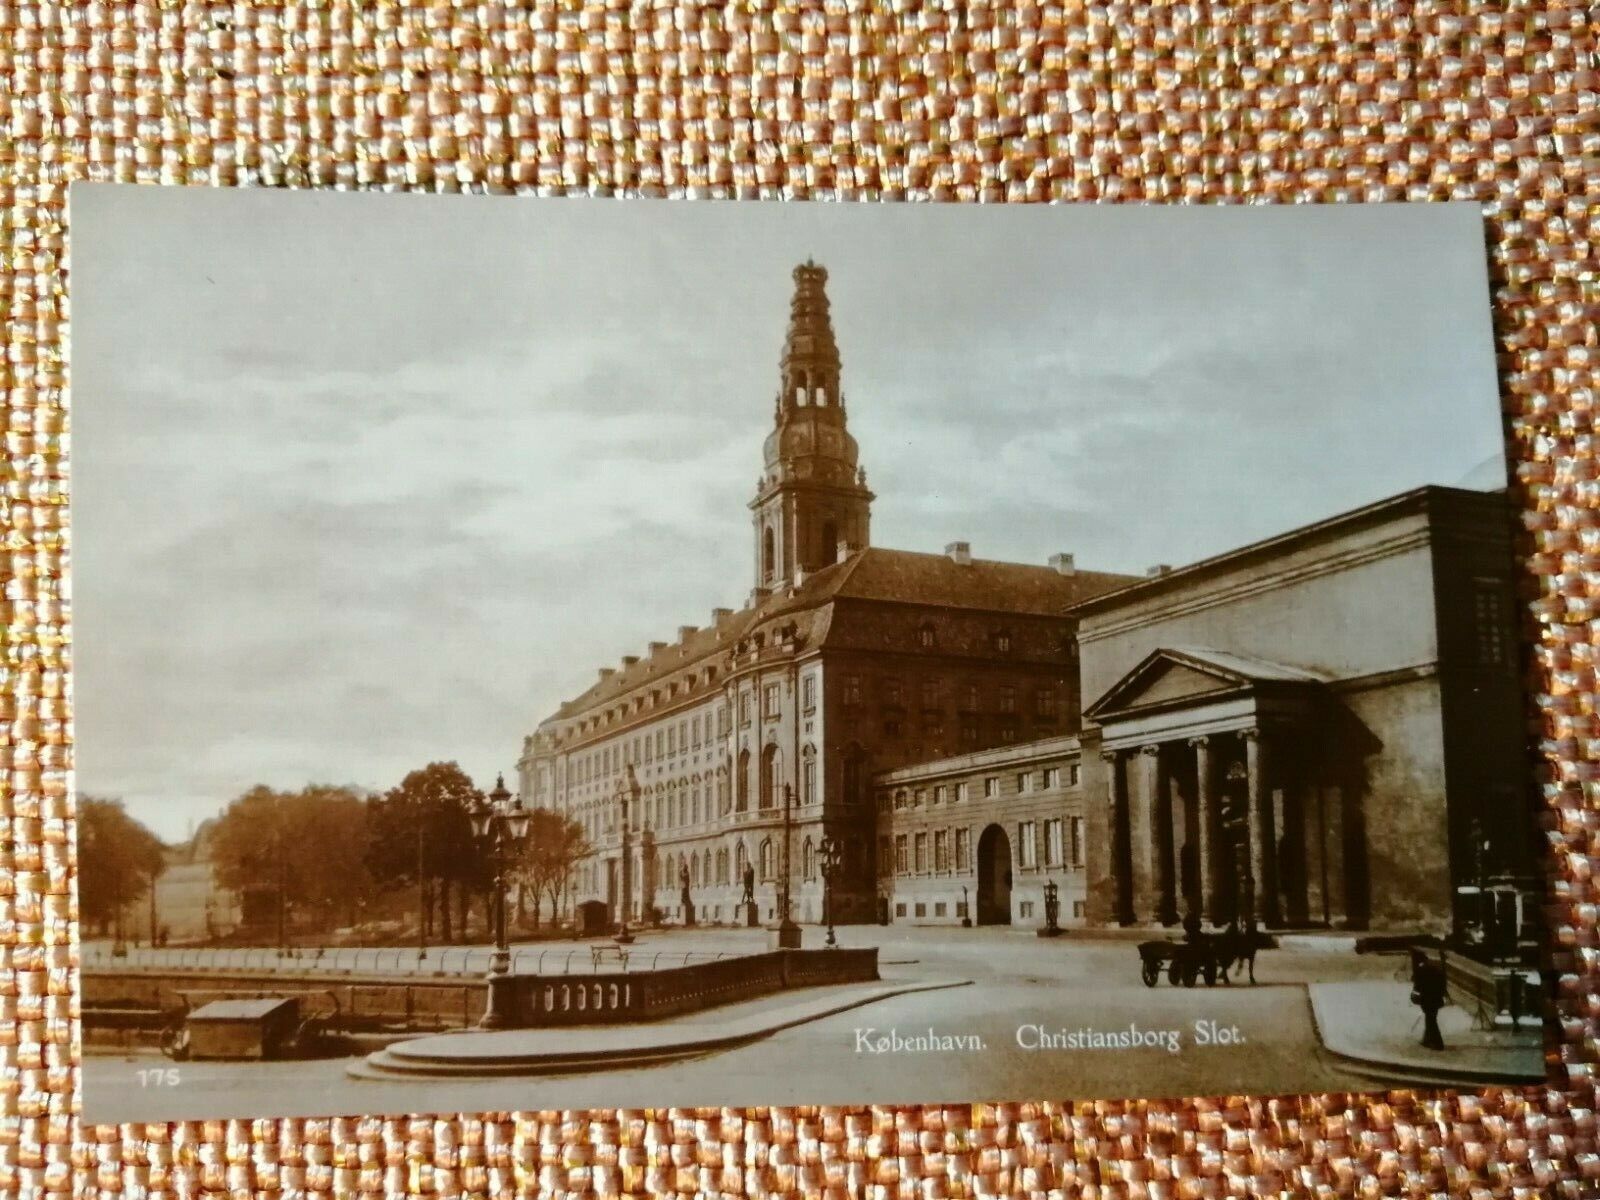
[[69, 189, 1544, 1124]]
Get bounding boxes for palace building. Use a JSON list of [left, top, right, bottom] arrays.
[[517, 261, 1134, 927], [520, 262, 1534, 939]]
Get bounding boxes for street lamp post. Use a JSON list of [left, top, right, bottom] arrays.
[[416, 815, 428, 965], [468, 773, 532, 1030], [614, 766, 639, 944], [770, 783, 802, 949], [819, 834, 845, 948]]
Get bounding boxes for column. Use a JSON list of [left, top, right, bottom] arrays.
[[1244, 729, 1280, 927], [1282, 749, 1309, 926], [1141, 745, 1175, 926], [1103, 750, 1134, 925], [1190, 736, 1215, 925], [1127, 748, 1154, 924]]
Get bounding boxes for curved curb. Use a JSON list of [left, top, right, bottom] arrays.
[[349, 978, 972, 1081]]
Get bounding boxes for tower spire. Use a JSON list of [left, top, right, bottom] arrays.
[[751, 261, 873, 591], [779, 260, 842, 411]]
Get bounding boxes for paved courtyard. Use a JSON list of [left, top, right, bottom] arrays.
[[81, 925, 1534, 1125]]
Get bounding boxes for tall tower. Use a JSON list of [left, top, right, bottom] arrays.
[[751, 261, 874, 590]]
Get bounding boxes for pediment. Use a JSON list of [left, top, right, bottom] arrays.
[[1087, 655, 1244, 720]]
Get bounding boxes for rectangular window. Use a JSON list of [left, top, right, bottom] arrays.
[[1043, 767, 1060, 789], [998, 717, 1019, 744], [933, 785, 947, 805], [718, 706, 731, 736], [739, 692, 752, 725], [1069, 816, 1085, 867], [964, 684, 980, 711], [956, 900, 968, 918], [933, 829, 949, 872], [844, 675, 862, 706], [1473, 580, 1509, 666], [764, 683, 781, 718], [921, 680, 940, 708], [983, 776, 999, 799], [645, 736, 654, 764], [1019, 900, 1033, 918], [893, 789, 908, 811], [935, 901, 947, 917], [1035, 688, 1058, 720], [1073, 900, 1085, 919], [802, 673, 817, 711], [955, 827, 971, 871], [914, 832, 928, 874], [1018, 821, 1038, 868], [667, 726, 676, 755], [679, 719, 688, 749], [895, 835, 909, 875], [883, 717, 902, 737], [914, 901, 927, 918], [878, 836, 893, 875], [1067, 762, 1081, 787], [655, 730, 665, 758], [895, 902, 907, 918], [884, 678, 903, 706], [1044, 818, 1064, 868], [877, 791, 891, 813], [959, 715, 980, 747], [692, 716, 702, 747], [913, 788, 926, 808], [1016, 772, 1031, 793], [999, 685, 1016, 714], [955, 782, 969, 804]]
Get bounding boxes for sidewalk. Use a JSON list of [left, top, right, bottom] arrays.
[[348, 976, 971, 1081], [1309, 980, 1546, 1087]]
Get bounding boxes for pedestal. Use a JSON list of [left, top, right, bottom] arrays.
[[744, 902, 760, 928], [768, 920, 803, 950]]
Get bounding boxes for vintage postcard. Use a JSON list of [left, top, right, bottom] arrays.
[[70, 189, 1543, 1123]]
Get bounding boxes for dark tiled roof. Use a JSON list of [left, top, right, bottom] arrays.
[[541, 546, 1135, 728]]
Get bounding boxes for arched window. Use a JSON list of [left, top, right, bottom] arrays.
[[690, 851, 701, 887], [716, 847, 729, 885], [821, 519, 838, 562], [735, 841, 749, 879], [759, 837, 775, 880], [763, 526, 776, 581], [718, 765, 731, 815], [802, 745, 818, 806], [803, 837, 816, 881], [736, 749, 751, 811], [761, 744, 782, 808]]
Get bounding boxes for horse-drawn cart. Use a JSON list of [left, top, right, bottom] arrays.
[[1138, 939, 1219, 987]]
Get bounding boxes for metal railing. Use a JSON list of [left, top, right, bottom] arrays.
[[79, 943, 738, 978]]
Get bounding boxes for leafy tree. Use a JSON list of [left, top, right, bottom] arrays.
[[209, 784, 374, 936], [365, 762, 488, 943], [76, 796, 166, 937], [516, 808, 591, 929]]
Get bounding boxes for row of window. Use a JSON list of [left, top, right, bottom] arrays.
[[878, 763, 1081, 812], [880, 817, 1085, 877], [843, 677, 1059, 718], [891, 899, 1088, 921]]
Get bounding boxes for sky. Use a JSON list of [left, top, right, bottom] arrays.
[[69, 188, 1507, 841]]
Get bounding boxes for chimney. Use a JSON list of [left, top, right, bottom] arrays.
[[648, 641, 668, 656], [598, 667, 615, 682], [1049, 552, 1076, 576], [1146, 564, 1172, 578], [621, 654, 639, 668], [710, 607, 733, 625], [945, 541, 972, 566], [678, 625, 698, 642], [836, 540, 861, 563]]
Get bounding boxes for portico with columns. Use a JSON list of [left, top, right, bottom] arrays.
[[1085, 648, 1345, 931]]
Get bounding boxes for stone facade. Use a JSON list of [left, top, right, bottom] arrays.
[[1072, 486, 1530, 936], [872, 736, 1088, 929]]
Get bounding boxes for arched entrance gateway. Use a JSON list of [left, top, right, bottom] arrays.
[[976, 824, 1013, 925]]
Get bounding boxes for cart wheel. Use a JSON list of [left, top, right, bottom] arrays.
[[1203, 961, 1218, 986], [1140, 959, 1159, 988], [1182, 962, 1199, 987], [1167, 959, 1183, 986]]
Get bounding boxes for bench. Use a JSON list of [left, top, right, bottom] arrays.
[[1444, 951, 1538, 1030], [590, 943, 630, 972]]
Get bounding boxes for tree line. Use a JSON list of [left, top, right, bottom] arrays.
[[77, 762, 591, 945]]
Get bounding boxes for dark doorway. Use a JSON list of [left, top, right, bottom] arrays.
[[976, 824, 1013, 925]]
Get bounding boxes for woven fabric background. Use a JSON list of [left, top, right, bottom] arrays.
[[1, 0, 1596, 1196]]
